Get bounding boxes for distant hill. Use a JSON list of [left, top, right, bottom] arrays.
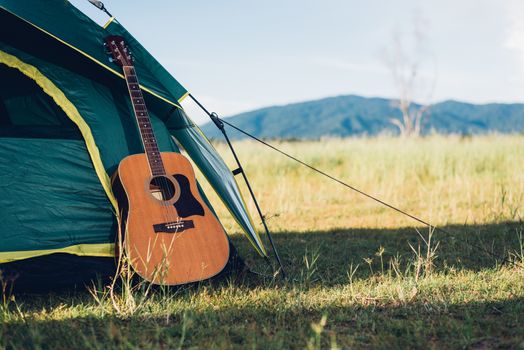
[[200, 95, 524, 139]]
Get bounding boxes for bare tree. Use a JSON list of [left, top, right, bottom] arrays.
[[382, 12, 437, 137]]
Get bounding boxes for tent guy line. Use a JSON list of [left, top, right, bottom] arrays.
[[197, 106, 506, 263], [189, 93, 286, 278]]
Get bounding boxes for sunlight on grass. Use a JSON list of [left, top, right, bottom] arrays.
[[1, 135, 524, 349], [202, 135, 524, 234]]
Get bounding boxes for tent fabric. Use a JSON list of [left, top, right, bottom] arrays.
[[0, 49, 117, 210], [0, 0, 267, 262], [0, 0, 188, 107], [0, 58, 116, 262], [0, 137, 115, 262], [0, 44, 213, 261]]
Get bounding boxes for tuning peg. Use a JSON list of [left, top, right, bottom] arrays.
[[108, 57, 114, 63]]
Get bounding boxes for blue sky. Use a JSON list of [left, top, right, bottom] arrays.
[[71, 0, 524, 124]]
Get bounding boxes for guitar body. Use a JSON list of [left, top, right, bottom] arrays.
[[112, 152, 230, 285]]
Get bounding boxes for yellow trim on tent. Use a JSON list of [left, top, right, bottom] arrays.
[[142, 86, 184, 109], [0, 49, 117, 261], [0, 6, 183, 111], [178, 91, 190, 103], [0, 244, 115, 264], [0, 50, 118, 211], [103, 16, 115, 29]]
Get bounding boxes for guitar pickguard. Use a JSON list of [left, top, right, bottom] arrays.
[[173, 174, 205, 217]]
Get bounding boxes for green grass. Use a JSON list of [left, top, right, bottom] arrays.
[[1, 135, 524, 349]]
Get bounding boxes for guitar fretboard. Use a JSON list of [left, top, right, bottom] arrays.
[[123, 66, 165, 176]]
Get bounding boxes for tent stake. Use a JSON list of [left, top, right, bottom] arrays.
[[189, 94, 286, 278]]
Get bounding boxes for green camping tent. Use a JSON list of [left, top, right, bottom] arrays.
[[0, 0, 266, 288]]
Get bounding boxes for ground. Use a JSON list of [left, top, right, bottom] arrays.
[[1, 135, 523, 349]]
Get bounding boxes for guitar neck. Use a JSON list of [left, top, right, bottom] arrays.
[[122, 66, 165, 176]]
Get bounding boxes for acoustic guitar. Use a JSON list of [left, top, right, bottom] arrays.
[[105, 36, 230, 285]]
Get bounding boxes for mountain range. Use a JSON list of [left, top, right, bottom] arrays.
[[200, 95, 524, 139]]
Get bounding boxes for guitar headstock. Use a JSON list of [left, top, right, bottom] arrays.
[[104, 35, 134, 66]]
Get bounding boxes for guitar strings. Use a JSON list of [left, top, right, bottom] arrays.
[[125, 66, 172, 229], [130, 69, 182, 261]]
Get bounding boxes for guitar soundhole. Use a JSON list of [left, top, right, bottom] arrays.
[[149, 176, 177, 201]]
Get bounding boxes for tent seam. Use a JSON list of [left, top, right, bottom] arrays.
[[178, 91, 190, 103]]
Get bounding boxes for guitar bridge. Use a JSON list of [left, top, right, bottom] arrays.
[[153, 220, 194, 233]]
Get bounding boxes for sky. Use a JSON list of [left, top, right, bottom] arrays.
[[70, 0, 524, 124]]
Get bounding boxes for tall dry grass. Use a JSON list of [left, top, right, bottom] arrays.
[[197, 135, 524, 234]]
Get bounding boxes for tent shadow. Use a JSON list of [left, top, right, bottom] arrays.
[[2, 222, 523, 347], [3, 221, 522, 297], [231, 220, 524, 285]]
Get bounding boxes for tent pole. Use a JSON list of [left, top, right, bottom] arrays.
[[87, 0, 113, 18], [188, 94, 286, 278]]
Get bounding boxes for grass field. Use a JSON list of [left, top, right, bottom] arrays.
[[1, 135, 524, 349]]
